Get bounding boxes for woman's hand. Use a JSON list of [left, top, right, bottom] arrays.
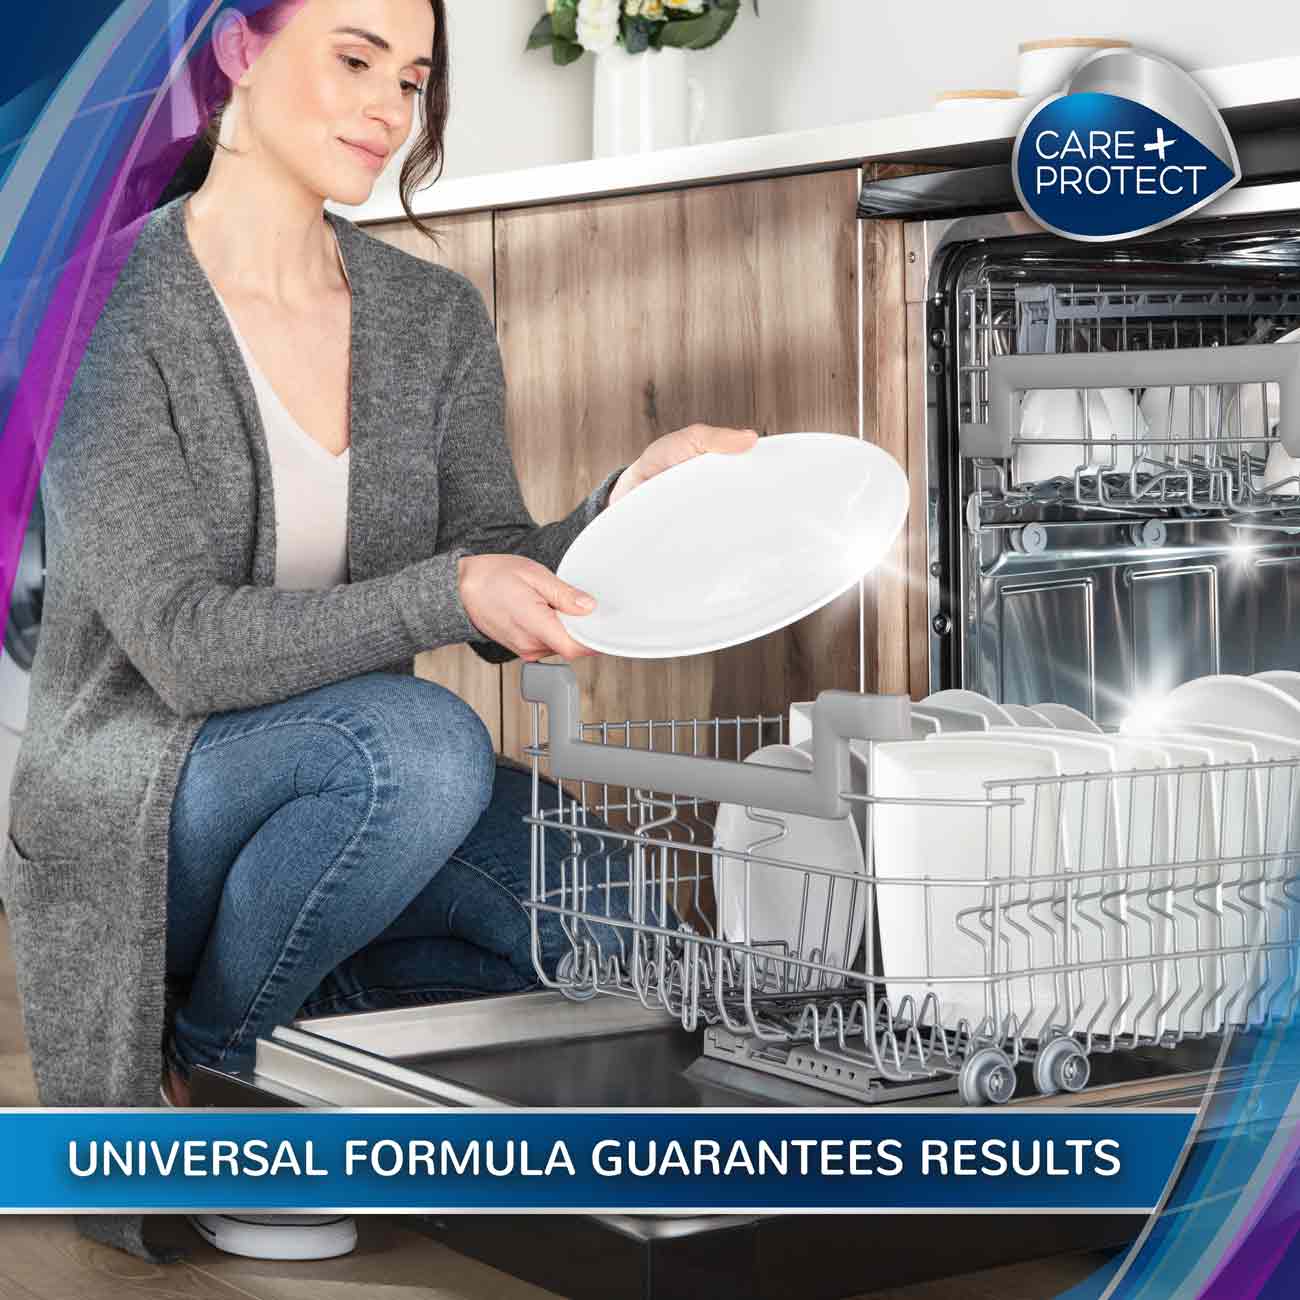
[[607, 423, 759, 507], [458, 554, 598, 662]]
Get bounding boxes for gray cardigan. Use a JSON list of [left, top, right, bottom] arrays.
[[1, 193, 621, 1262]]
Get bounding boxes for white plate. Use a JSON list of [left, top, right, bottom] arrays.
[[1015, 388, 1087, 484], [788, 702, 814, 748], [790, 702, 937, 748], [989, 728, 1186, 1040], [1002, 703, 1054, 725], [1030, 702, 1104, 733], [1223, 381, 1277, 462], [1015, 388, 1147, 484], [1093, 387, 1149, 474], [871, 738, 1064, 1033], [557, 433, 908, 658], [1128, 737, 1220, 1039], [713, 744, 866, 983], [1254, 670, 1300, 705], [794, 738, 871, 851], [1149, 675, 1300, 740], [1162, 722, 1300, 1020], [1122, 725, 1264, 1031], [911, 703, 990, 734], [921, 689, 1016, 727], [1140, 385, 1215, 466], [948, 730, 1125, 1036], [1260, 441, 1300, 496]]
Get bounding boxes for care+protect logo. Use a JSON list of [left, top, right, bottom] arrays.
[[1013, 48, 1241, 242]]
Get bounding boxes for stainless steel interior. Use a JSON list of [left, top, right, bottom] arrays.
[[908, 190, 1300, 721]]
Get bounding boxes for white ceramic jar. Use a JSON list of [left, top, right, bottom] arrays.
[[1018, 37, 1132, 101]]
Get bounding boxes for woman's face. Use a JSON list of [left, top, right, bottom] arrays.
[[220, 0, 436, 205]]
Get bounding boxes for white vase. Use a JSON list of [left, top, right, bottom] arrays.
[[592, 45, 707, 159]]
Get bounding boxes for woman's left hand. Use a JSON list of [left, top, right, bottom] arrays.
[[607, 424, 760, 507]]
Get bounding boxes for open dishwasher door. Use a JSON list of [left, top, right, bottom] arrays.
[[188, 664, 1265, 1300], [194, 985, 1187, 1300]]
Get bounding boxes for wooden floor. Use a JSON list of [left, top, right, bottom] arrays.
[[0, 914, 1110, 1300]]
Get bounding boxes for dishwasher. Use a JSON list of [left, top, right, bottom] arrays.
[[189, 178, 1300, 1300]]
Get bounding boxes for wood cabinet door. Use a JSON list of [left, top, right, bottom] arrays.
[[493, 169, 872, 762], [364, 213, 502, 748]]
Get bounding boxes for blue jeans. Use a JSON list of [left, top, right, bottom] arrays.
[[163, 671, 637, 1081]]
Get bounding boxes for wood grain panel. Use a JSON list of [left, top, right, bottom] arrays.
[[494, 170, 864, 764], [863, 161, 949, 701], [368, 211, 496, 313], [860, 195, 910, 697], [906, 299, 933, 699], [364, 213, 502, 746]]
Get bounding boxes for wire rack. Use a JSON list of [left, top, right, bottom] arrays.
[[521, 664, 1300, 1106], [957, 281, 1300, 523]]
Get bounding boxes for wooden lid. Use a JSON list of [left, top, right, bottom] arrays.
[[935, 89, 1021, 102], [1019, 37, 1132, 54]]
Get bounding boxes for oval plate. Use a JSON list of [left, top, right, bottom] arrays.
[[557, 433, 908, 659]]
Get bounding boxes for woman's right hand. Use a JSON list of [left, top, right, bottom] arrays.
[[458, 554, 598, 662]]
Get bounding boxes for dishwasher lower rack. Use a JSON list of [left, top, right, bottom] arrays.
[[520, 664, 1300, 1107]]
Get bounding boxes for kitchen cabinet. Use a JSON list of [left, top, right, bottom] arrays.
[[365, 211, 503, 748], [860, 162, 920, 700], [493, 168, 876, 761], [365, 166, 922, 760]]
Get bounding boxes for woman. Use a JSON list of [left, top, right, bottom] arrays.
[[2, 0, 756, 1266]]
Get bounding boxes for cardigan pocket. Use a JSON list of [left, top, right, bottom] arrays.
[[2, 834, 122, 1106], [2, 834, 106, 905]]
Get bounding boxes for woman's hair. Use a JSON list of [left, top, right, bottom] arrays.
[[154, 0, 449, 238]]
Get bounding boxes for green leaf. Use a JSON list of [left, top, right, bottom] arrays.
[[551, 36, 585, 65], [525, 13, 553, 50], [551, 0, 578, 42], [657, 1, 740, 50], [623, 16, 653, 55]]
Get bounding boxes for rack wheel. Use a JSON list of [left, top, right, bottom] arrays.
[[1010, 522, 1049, 556], [1033, 1036, 1090, 1096], [959, 1048, 1017, 1105], [556, 951, 598, 1002], [1127, 520, 1168, 548]]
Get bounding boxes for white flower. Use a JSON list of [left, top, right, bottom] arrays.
[[577, 0, 621, 52], [665, 0, 705, 11]]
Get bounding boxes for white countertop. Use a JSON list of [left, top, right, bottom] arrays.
[[333, 54, 1300, 226]]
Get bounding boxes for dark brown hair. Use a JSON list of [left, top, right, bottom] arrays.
[[158, 0, 449, 238]]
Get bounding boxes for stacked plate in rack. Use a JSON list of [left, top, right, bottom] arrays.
[[869, 675, 1300, 1045], [718, 675, 1300, 1057]]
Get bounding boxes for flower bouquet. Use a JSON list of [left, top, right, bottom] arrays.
[[528, 0, 757, 65]]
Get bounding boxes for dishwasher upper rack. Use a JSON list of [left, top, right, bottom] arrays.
[[518, 664, 1300, 1106], [956, 280, 1300, 523]]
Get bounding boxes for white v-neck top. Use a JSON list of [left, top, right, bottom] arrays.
[[211, 231, 351, 590]]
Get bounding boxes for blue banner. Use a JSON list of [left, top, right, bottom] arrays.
[[0, 1108, 1194, 1212]]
